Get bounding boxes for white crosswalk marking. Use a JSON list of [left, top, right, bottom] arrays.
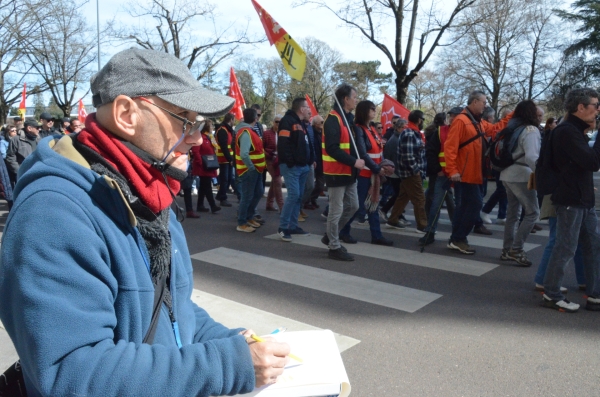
[[352, 223, 541, 252], [190, 289, 360, 353], [192, 247, 442, 313], [264, 234, 498, 276]]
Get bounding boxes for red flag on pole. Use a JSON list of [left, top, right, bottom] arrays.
[[305, 94, 318, 121], [381, 93, 410, 131], [78, 99, 87, 123], [229, 67, 245, 120], [17, 83, 26, 120]]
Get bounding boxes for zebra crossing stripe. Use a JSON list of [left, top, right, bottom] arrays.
[[352, 223, 541, 252], [190, 289, 360, 353], [192, 247, 442, 313], [264, 234, 498, 277]]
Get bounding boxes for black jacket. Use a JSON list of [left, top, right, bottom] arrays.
[[354, 124, 381, 175], [323, 105, 358, 187], [6, 133, 39, 179], [313, 126, 324, 174], [425, 126, 443, 176], [278, 110, 310, 168], [216, 123, 234, 163], [551, 115, 600, 208]]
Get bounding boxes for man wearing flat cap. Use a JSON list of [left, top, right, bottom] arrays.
[[5, 119, 41, 182], [0, 48, 289, 396]]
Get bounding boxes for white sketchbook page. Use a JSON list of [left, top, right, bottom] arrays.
[[244, 329, 351, 397]]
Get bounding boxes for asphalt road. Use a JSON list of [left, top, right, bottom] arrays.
[[2, 180, 600, 396]]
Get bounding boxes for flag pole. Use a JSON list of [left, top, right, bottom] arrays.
[[305, 56, 360, 159]]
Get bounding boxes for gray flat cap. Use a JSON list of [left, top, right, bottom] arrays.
[[91, 48, 234, 117], [448, 107, 464, 115]]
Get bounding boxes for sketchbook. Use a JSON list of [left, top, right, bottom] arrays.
[[238, 329, 351, 397]]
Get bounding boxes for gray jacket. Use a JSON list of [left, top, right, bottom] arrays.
[[500, 125, 540, 183], [6, 133, 39, 179]]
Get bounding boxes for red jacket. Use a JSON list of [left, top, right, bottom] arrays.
[[191, 133, 218, 178]]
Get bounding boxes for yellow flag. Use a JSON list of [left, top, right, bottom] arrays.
[[251, 0, 306, 81]]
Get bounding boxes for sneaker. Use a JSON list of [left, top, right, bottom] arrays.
[[415, 228, 426, 234], [186, 211, 200, 219], [191, 187, 198, 196], [541, 294, 579, 313], [340, 234, 357, 244], [321, 233, 347, 252], [328, 248, 355, 261], [300, 210, 308, 218], [585, 296, 600, 311], [236, 224, 256, 233], [289, 227, 310, 236], [473, 225, 492, 235], [252, 217, 266, 225], [220, 200, 233, 207], [278, 228, 292, 242], [448, 240, 476, 255], [247, 219, 261, 228], [378, 209, 389, 221], [480, 211, 493, 224], [371, 237, 393, 246], [386, 221, 406, 229], [298, 215, 306, 222], [398, 217, 411, 227], [321, 212, 328, 219], [418, 233, 435, 246], [500, 248, 510, 261], [534, 283, 568, 293], [496, 218, 506, 225], [505, 249, 532, 267]]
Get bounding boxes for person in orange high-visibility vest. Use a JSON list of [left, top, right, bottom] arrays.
[[214, 113, 236, 207], [321, 84, 365, 261], [234, 108, 266, 233], [419, 107, 462, 246], [338, 100, 394, 247]]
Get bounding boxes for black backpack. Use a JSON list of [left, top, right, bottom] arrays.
[[535, 128, 559, 196], [487, 124, 527, 171]]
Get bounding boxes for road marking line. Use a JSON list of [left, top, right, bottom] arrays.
[[192, 247, 442, 313], [353, 223, 540, 252], [190, 289, 360, 352], [264, 234, 498, 277]]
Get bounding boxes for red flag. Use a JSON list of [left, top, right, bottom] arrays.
[[251, 0, 287, 46], [381, 93, 410, 131], [78, 99, 87, 123], [228, 67, 245, 120], [17, 83, 26, 120], [305, 94, 318, 121]]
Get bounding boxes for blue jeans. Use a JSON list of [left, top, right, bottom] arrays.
[[340, 176, 384, 240], [237, 169, 263, 226], [216, 163, 232, 201], [482, 170, 507, 219], [543, 206, 600, 300], [535, 216, 586, 286], [424, 175, 453, 234], [279, 164, 310, 231], [451, 182, 483, 242]]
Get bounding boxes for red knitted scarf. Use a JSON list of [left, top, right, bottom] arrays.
[[77, 114, 180, 213]]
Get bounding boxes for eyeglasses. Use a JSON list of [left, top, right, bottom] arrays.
[[135, 96, 205, 136], [274, 120, 280, 124], [376, 126, 382, 130], [588, 102, 600, 109], [256, 113, 262, 117]]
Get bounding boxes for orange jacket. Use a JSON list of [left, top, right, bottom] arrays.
[[444, 110, 513, 184]]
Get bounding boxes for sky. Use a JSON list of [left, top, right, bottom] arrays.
[[75, 0, 431, 104]]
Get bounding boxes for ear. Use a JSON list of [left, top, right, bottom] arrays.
[[110, 95, 139, 138]]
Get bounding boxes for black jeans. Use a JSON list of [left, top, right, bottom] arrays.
[[198, 176, 217, 210]]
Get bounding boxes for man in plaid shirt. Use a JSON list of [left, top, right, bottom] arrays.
[[386, 110, 428, 232]]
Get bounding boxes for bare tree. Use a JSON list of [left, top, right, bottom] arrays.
[[443, 0, 529, 114], [115, 0, 264, 82], [294, 0, 475, 104], [0, 0, 47, 124], [23, 0, 98, 117]]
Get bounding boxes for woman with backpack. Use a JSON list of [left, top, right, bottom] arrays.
[[498, 100, 541, 266]]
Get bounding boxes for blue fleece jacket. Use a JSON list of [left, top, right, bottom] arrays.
[[0, 135, 255, 396]]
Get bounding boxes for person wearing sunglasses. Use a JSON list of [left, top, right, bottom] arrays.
[[0, 48, 290, 396]]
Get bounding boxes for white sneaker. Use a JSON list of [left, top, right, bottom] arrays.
[[535, 283, 567, 293], [542, 294, 579, 313], [480, 211, 492, 224], [191, 187, 198, 196], [496, 218, 506, 225]]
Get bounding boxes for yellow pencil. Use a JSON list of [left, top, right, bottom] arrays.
[[250, 334, 303, 363]]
